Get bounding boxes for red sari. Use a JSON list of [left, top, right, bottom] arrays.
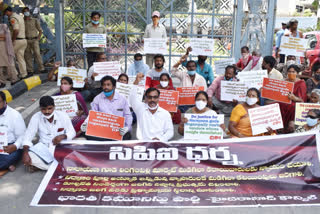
[[279, 79, 307, 128]]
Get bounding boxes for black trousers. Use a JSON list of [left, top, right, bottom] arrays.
[[86, 51, 98, 69]]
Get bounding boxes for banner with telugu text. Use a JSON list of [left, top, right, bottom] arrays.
[[31, 132, 320, 207]]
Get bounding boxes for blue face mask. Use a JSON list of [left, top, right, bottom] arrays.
[[92, 20, 99, 25], [224, 76, 233, 81], [187, 70, 196, 76], [104, 89, 114, 97], [134, 60, 143, 66], [24, 12, 30, 17], [306, 117, 318, 127]]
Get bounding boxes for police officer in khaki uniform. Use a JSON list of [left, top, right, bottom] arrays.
[[4, 6, 28, 79], [22, 7, 45, 74]]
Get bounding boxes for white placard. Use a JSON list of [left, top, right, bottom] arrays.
[[184, 113, 224, 141], [52, 94, 78, 117], [93, 61, 121, 81], [57, 67, 87, 88], [144, 38, 167, 54], [220, 81, 249, 102], [237, 70, 268, 89], [214, 58, 236, 75], [82, 33, 106, 48], [190, 38, 214, 56], [0, 126, 8, 155], [248, 103, 283, 135], [116, 83, 144, 107], [128, 75, 146, 88], [279, 37, 308, 57]]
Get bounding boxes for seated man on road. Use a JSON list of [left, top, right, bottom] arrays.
[[207, 65, 238, 115], [22, 96, 76, 171], [128, 53, 149, 76], [0, 91, 26, 176], [82, 75, 133, 140], [129, 73, 173, 141]]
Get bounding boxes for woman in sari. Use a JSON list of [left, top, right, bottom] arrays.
[[279, 64, 307, 130], [55, 76, 88, 135]]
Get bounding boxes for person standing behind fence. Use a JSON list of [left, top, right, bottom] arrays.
[[84, 11, 107, 69], [4, 6, 28, 79], [143, 11, 167, 68], [22, 7, 45, 75]]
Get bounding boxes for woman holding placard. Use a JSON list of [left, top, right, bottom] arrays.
[[295, 109, 320, 132], [178, 91, 225, 135], [56, 77, 89, 135], [229, 88, 274, 138]]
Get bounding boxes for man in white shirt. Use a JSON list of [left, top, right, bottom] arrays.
[[143, 11, 167, 68], [129, 73, 173, 141], [262, 56, 283, 80], [0, 91, 26, 175], [22, 96, 76, 171]]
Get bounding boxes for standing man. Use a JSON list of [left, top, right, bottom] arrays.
[[275, 22, 287, 63], [181, 47, 214, 86], [284, 19, 303, 38], [84, 11, 107, 69], [143, 11, 167, 68], [4, 6, 28, 79], [22, 7, 45, 75]]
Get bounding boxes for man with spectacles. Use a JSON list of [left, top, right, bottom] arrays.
[[129, 73, 173, 141]]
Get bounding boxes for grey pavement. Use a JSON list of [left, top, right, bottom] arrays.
[[1, 81, 320, 213]]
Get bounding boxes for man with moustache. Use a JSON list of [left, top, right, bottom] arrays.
[[129, 73, 173, 141]]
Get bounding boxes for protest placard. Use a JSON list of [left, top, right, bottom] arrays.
[[214, 58, 236, 75], [177, 86, 204, 105], [0, 126, 8, 155], [261, 78, 294, 104], [158, 90, 179, 112], [86, 111, 124, 141], [279, 37, 308, 57], [115, 83, 144, 107], [237, 70, 268, 89], [248, 103, 283, 135], [220, 81, 249, 102], [57, 67, 87, 88], [52, 94, 78, 117], [144, 38, 167, 55], [184, 113, 224, 141], [93, 61, 121, 81], [128, 75, 146, 88], [295, 103, 320, 125], [82, 33, 107, 48], [190, 38, 214, 56]]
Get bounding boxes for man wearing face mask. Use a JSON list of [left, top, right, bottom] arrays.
[[306, 67, 320, 99], [0, 91, 26, 176], [22, 7, 45, 75], [22, 96, 75, 171], [84, 11, 107, 69], [261, 56, 283, 80], [82, 75, 132, 140], [129, 73, 173, 141], [207, 65, 238, 115], [235, 46, 252, 72], [181, 47, 214, 86], [128, 53, 149, 76]]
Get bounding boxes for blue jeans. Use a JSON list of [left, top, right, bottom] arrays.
[[0, 143, 22, 170]]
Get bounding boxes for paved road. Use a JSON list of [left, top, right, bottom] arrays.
[[1, 82, 320, 213]]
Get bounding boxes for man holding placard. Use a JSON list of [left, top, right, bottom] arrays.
[[82, 76, 132, 140], [0, 92, 26, 176], [84, 12, 107, 68], [143, 11, 167, 68]]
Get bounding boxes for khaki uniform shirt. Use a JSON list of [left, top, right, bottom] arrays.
[[25, 17, 42, 39], [84, 23, 107, 52], [9, 12, 25, 39]]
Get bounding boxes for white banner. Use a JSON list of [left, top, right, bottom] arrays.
[[220, 81, 249, 102], [115, 83, 144, 107], [82, 33, 106, 48], [128, 75, 146, 88], [93, 61, 121, 81], [144, 38, 167, 54], [214, 58, 236, 75], [57, 67, 87, 88], [190, 38, 214, 56], [52, 94, 78, 117], [279, 37, 308, 57], [237, 70, 268, 89]]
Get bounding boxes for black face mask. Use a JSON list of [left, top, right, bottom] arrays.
[[0, 104, 7, 115], [315, 74, 320, 81], [198, 58, 206, 63]]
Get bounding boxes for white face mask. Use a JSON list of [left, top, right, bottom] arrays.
[[195, 100, 207, 111], [160, 81, 169, 88], [148, 104, 158, 111], [246, 97, 258, 106], [43, 111, 54, 120]]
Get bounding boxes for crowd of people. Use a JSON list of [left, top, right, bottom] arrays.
[[0, 11, 319, 177]]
